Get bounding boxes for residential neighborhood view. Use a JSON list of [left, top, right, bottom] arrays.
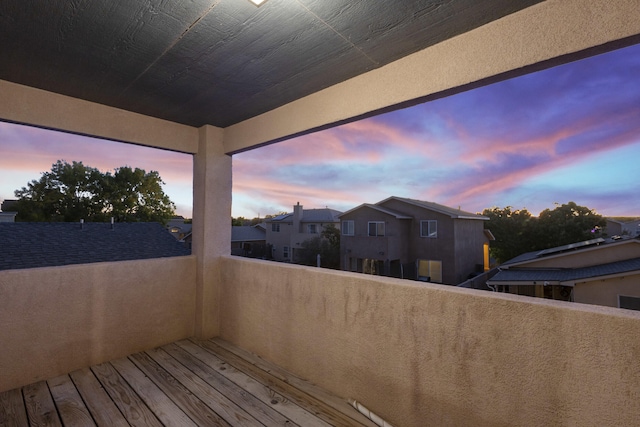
[[3, 186, 639, 313]]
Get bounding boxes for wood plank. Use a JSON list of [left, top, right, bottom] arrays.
[[146, 347, 274, 427], [47, 375, 96, 427], [0, 388, 29, 427], [110, 357, 198, 427], [201, 338, 378, 427], [22, 381, 63, 427], [173, 340, 330, 427], [69, 368, 128, 427], [128, 352, 232, 427], [91, 362, 163, 427]]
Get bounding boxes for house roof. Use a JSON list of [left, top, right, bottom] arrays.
[[338, 204, 412, 220], [0, 1, 542, 129], [231, 226, 266, 242], [381, 197, 489, 220], [267, 208, 341, 223], [0, 222, 191, 271], [488, 257, 640, 286], [339, 197, 487, 220], [501, 237, 639, 267]]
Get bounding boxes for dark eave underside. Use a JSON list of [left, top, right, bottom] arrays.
[[0, 0, 542, 128]]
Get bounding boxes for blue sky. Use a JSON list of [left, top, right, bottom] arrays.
[[1, 43, 639, 219]]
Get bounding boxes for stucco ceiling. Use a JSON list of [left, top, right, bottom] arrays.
[[0, 0, 542, 128]]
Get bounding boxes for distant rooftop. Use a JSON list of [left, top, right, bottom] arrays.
[[267, 208, 342, 223], [0, 222, 191, 271]]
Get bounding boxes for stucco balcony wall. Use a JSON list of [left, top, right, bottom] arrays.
[[0, 255, 197, 392], [219, 256, 640, 427]]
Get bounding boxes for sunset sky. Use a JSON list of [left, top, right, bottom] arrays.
[[1, 43, 639, 220]]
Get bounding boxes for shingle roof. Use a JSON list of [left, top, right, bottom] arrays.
[[338, 203, 412, 219], [489, 257, 640, 284], [231, 226, 266, 242], [0, 222, 191, 271], [267, 208, 342, 223], [382, 197, 489, 220]]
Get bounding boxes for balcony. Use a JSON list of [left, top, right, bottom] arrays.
[[1, 1, 640, 426]]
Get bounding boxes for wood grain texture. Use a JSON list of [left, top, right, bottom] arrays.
[[110, 357, 198, 427], [154, 344, 295, 426], [2, 337, 380, 426], [69, 368, 128, 427], [47, 375, 96, 427], [173, 340, 327, 427], [91, 362, 163, 427], [202, 338, 379, 427], [0, 388, 29, 427], [128, 352, 232, 426], [22, 381, 62, 427]]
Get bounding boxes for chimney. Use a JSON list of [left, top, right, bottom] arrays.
[[111, 217, 114, 230], [293, 202, 303, 232], [80, 219, 84, 230]]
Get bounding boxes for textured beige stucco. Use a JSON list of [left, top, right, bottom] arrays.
[[192, 125, 232, 338], [224, 0, 640, 153], [0, 79, 199, 154], [220, 256, 640, 427], [0, 256, 196, 392]]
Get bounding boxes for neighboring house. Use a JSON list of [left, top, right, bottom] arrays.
[[339, 196, 492, 285], [166, 216, 193, 241], [606, 218, 640, 237], [0, 221, 191, 271], [231, 224, 267, 258], [487, 236, 640, 311], [0, 212, 17, 222], [265, 203, 341, 262]]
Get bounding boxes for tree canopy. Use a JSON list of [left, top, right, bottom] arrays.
[[296, 224, 341, 269], [14, 160, 176, 224], [483, 202, 606, 264]]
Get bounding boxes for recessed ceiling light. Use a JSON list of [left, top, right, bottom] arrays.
[[248, 0, 268, 6]]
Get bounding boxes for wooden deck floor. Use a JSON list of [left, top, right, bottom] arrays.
[[0, 338, 378, 427]]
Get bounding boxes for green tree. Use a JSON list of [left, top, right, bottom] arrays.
[[484, 202, 606, 264], [482, 206, 535, 264], [14, 160, 175, 224], [535, 201, 605, 249], [102, 166, 175, 224], [295, 224, 340, 269]]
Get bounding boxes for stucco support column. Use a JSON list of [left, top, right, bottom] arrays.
[[192, 124, 231, 338]]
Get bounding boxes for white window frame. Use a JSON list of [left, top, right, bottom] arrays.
[[420, 220, 437, 238], [368, 221, 385, 237], [307, 224, 318, 234], [271, 223, 280, 232], [341, 220, 354, 236]]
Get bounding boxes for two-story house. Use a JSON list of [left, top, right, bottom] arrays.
[[339, 196, 491, 285], [265, 202, 342, 262]]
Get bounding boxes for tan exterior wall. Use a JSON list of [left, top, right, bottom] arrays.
[[574, 273, 640, 308], [0, 256, 196, 392], [219, 256, 640, 427]]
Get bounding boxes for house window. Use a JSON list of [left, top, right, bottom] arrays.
[[619, 295, 640, 311], [308, 224, 317, 234], [368, 221, 385, 237], [417, 259, 442, 283], [283, 246, 289, 259], [271, 223, 280, 232], [342, 220, 354, 236], [420, 220, 437, 238]]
